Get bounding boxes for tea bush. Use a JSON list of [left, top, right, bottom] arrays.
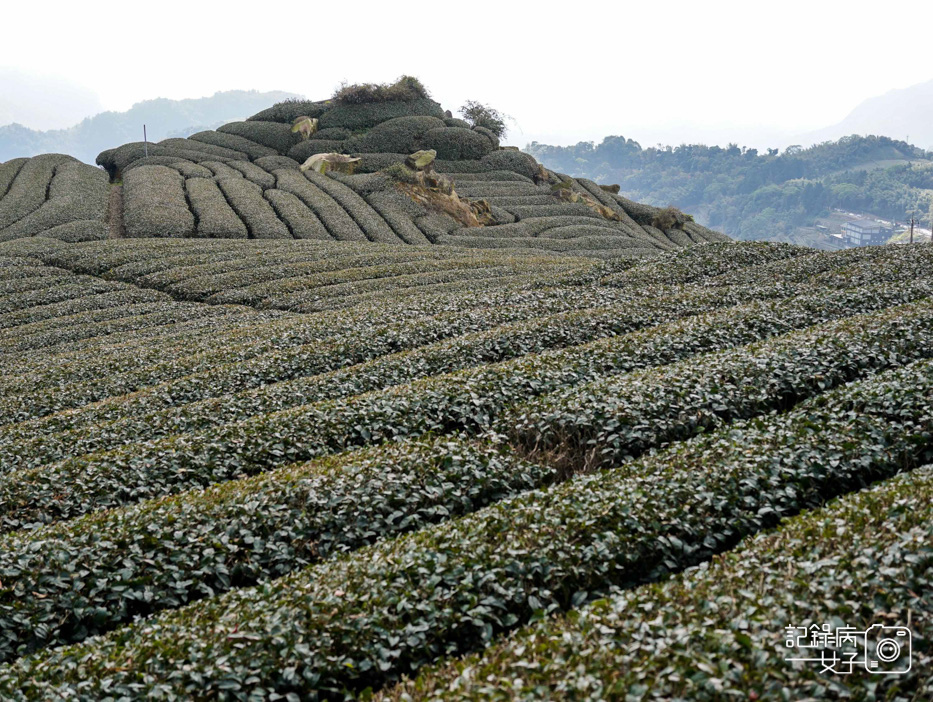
[[3, 360, 931, 698]]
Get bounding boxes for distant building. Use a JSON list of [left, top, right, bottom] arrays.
[[842, 221, 890, 246]]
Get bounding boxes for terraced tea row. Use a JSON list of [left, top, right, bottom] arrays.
[[0, 437, 550, 663], [2, 269, 929, 477], [2, 294, 932, 659], [0, 155, 109, 243], [0, 238, 835, 429], [0, 236, 931, 699], [2, 83, 729, 257], [384, 465, 933, 701], [505, 299, 933, 472], [3, 281, 930, 532], [2, 357, 930, 698]]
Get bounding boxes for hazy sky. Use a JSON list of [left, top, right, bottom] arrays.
[[3, 0, 933, 148]]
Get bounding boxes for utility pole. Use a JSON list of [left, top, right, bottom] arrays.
[[143, 125, 148, 158], [910, 217, 915, 244]]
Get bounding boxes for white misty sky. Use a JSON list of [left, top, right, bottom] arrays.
[[2, 0, 932, 148]]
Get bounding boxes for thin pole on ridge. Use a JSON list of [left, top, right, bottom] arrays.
[[144, 124, 148, 158]]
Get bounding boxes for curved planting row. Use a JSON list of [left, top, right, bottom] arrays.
[[0, 237, 930, 698], [2, 357, 931, 698], [0, 246, 595, 392], [384, 464, 933, 701], [0, 240, 927, 435], [3, 294, 933, 661], [0, 155, 109, 243], [0, 259, 601, 425], [0, 437, 549, 663], [504, 298, 933, 472], [0, 286, 726, 468], [3, 280, 929, 531], [3, 267, 930, 474], [66, 85, 728, 255]]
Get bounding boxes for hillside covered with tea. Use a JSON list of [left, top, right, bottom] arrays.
[[0, 79, 929, 700], [0, 78, 725, 259]]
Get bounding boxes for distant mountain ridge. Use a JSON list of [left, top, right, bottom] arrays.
[[799, 78, 933, 150], [0, 90, 303, 164]]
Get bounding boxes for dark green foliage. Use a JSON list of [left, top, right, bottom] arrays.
[[122, 165, 195, 238], [0, 158, 27, 198], [350, 153, 409, 173], [318, 98, 445, 132], [226, 160, 276, 188], [387, 465, 933, 701], [185, 177, 248, 239], [246, 99, 328, 123], [444, 117, 471, 129], [308, 126, 350, 141], [302, 170, 401, 243], [604, 240, 808, 286], [488, 204, 516, 224], [0, 437, 548, 663], [526, 134, 933, 244], [436, 150, 542, 181], [287, 139, 347, 162], [665, 226, 697, 247], [481, 195, 560, 207], [366, 190, 432, 244], [200, 160, 243, 180], [98, 142, 231, 174], [472, 125, 500, 149], [157, 137, 247, 161], [507, 300, 933, 472], [536, 224, 651, 242], [187, 130, 277, 159], [254, 155, 300, 172], [327, 172, 391, 197], [142, 158, 214, 179], [122, 155, 187, 173], [450, 170, 533, 183], [639, 224, 680, 249], [505, 203, 605, 220], [0, 154, 73, 230], [2, 277, 925, 527], [332, 76, 431, 105], [685, 220, 730, 242], [347, 115, 446, 154], [459, 99, 508, 138], [3, 359, 931, 698], [216, 177, 291, 239], [420, 127, 495, 161], [415, 213, 456, 242], [217, 120, 300, 154]]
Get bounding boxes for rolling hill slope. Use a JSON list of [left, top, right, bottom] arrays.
[[0, 78, 726, 259], [0, 79, 929, 700], [0, 234, 930, 699]]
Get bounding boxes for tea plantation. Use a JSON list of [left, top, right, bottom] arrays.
[[0, 81, 930, 700]]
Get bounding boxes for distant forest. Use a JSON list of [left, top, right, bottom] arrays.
[[526, 135, 933, 246]]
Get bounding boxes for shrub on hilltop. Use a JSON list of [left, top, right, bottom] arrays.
[[459, 100, 509, 139], [332, 76, 430, 105]]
